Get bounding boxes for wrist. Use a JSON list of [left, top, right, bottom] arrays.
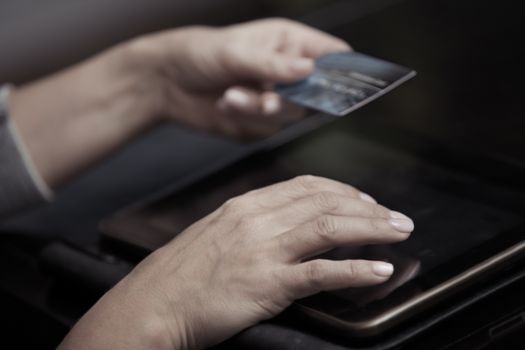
[[113, 259, 193, 350], [104, 42, 167, 126], [120, 27, 219, 124], [59, 275, 188, 350], [116, 34, 177, 123]]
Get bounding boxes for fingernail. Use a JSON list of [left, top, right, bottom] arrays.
[[372, 262, 394, 277], [225, 89, 251, 107], [290, 58, 314, 73], [390, 211, 411, 220], [389, 218, 415, 233], [263, 96, 280, 115], [359, 192, 377, 203]]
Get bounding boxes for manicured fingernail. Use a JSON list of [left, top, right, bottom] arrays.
[[372, 262, 394, 277], [389, 218, 414, 233], [290, 58, 314, 73], [359, 192, 377, 203], [390, 211, 411, 220], [225, 89, 251, 107], [263, 96, 280, 115]]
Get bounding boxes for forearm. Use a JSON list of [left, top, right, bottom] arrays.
[[58, 259, 186, 350], [7, 44, 162, 188]]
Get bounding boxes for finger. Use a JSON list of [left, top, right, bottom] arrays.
[[245, 175, 375, 209], [275, 216, 413, 261], [229, 51, 315, 84], [216, 93, 276, 141], [217, 102, 286, 141], [300, 33, 351, 58], [260, 192, 405, 234], [268, 192, 398, 229], [260, 91, 307, 123], [285, 259, 394, 298], [172, 92, 250, 140], [289, 23, 352, 58], [224, 88, 305, 123], [175, 90, 286, 141], [260, 91, 282, 116], [220, 87, 263, 115], [254, 19, 351, 58], [225, 176, 378, 216], [358, 259, 421, 303], [221, 87, 288, 118]]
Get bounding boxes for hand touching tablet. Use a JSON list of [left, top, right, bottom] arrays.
[[59, 176, 413, 349]]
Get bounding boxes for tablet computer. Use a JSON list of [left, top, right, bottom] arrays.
[[100, 121, 525, 339]]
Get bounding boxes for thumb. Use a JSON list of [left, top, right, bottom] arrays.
[[232, 53, 315, 84]]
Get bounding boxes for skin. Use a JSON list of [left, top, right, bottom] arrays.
[[5, 18, 415, 349], [58, 176, 414, 349], [8, 18, 350, 187]]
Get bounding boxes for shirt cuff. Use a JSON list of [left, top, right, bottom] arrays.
[[0, 85, 54, 217]]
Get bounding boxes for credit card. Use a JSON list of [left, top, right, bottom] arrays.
[[276, 52, 416, 116]]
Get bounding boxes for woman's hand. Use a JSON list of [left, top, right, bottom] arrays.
[[125, 18, 350, 139], [59, 176, 414, 350], [8, 19, 348, 188]]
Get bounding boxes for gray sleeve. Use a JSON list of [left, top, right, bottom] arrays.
[[0, 85, 53, 218]]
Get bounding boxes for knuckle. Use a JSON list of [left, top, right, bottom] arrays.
[[346, 262, 357, 281], [222, 199, 240, 216], [269, 268, 288, 290], [312, 192, 340, 211], [305, 261, 325, 290], [313, 215, 338, 240], [347, 186, 361, 198], [366, 218, 385, 232], [223, 195, 247, 212], [224, 196, 240, 208], [373, 204, 390, 218], [293, 175, 320, 191], [360, 202, 385, 218]]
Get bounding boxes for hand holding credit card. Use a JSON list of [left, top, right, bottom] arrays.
[[276, 52, 416, 116]]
